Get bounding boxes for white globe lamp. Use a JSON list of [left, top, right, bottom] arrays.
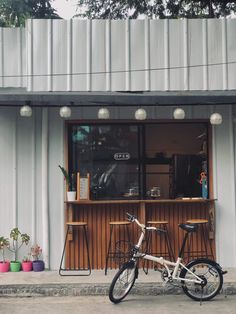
[[20, 105, 32, 117], [98, 108, 110, 119], [173, 108, 185, 120], [60, 106, 71, 118], [135, 108, 147, 120], [210, 113, 222, 125]]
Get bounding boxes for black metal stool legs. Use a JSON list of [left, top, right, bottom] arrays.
[[83, 225, 91, 274], [59, 225, 70, 275], [105, 221, 131, 275], [143, 222, 175, 274], [59, 223, 91, 276], [105, 225, 113, 275], [185, 219, 215, 262]]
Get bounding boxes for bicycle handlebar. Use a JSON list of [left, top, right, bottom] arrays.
[[126, 212, 166, 233], [126, 212, 136, 222], [126, 212, 144, 227]]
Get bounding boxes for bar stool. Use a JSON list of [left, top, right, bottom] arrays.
[[105, 221, 131, 275], [185, 218, 215, 261], [59, 221, 91, 276], [143, 220, 175, 274]]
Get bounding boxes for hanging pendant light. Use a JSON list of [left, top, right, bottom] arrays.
[[20, 105, 32, 117], [135, 108, 147, 120], [98, 107, 110, 119], [59, 106, 71, 118], [210, 113, 222, 125], [173, 108, 185, 120]]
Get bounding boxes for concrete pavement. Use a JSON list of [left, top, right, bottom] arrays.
[[1, 295, 236, 314], [0, 267, 236, 297]]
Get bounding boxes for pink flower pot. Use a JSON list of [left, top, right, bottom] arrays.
[[0, 261, 10, 272], [22, 261, 33, 272]]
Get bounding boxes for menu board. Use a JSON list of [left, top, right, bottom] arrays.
[[77, 173, 90, 200]]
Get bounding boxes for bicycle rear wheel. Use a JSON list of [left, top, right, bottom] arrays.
[[180, 258, 223, 301], [109, 261, 138, 304]]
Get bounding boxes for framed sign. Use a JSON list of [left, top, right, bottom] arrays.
[[77, 173, 90, 201]]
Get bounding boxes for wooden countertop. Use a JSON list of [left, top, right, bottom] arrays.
[[65, 198, 216, 205]]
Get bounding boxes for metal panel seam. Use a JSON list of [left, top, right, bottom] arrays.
[[222, 19, 228, 90]]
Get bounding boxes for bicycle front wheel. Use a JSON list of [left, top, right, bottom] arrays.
[[109, 261, 138, 304], [180, 258, 223, 301]]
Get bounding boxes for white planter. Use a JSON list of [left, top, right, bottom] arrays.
[[67, 191, 76, 201]]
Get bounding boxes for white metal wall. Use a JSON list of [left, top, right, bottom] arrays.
[[25, 18, 236, 92], [0, 105, 235, 268], [1, 19, 236, 91], [1, 19, 236, 268], [0, 27, 25, 88]]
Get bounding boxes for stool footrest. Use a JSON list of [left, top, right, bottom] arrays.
[[105, 223, 131, 275], [59, 223, 91, 276], [59, 268, 91, 276]]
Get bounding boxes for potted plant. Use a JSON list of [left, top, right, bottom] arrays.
[[0, 236, 10, 272], [8, 228, 30, 272], [22, 255, 33, 272], [31, 244, 45, 272], [59, 165, 76, 201]]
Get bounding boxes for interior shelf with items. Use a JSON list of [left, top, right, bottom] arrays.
[[67, 121, 210, 201]]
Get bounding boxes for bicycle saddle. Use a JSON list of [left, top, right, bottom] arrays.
[[179, 223, 198, 233]]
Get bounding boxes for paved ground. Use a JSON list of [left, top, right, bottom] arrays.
[[0, 295, 236, 314], [0, 268, 235, 297]]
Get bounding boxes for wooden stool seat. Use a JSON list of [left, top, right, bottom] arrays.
[[59, 221, 91, 276], [66, 222, 87, 226], [186, 219, 208, 224], [105, 220, 131, 275], [147, 220, 168, 225], [109, 221, 131, 226]]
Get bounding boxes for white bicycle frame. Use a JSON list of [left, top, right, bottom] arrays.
[[131, 217, 203, 285]]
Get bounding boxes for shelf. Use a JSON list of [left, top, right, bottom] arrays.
[[144, 157, 172, 165], [65, 198, 216, 205]]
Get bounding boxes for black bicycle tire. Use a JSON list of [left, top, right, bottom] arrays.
[[109, 262, 138, 304], [180, 258, 223, 301]]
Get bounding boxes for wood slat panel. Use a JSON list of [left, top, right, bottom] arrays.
[[65, 200, 215, 269]]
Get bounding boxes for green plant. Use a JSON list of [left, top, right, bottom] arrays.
[[22, 255, 31, 262], [8, 228, 30, 262], [31, 244, 42, 261], [59, 165, 76, 191], [0, 236, 9, 262]]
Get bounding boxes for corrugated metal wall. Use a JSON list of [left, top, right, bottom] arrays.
[[0, 105, 235, 268], [25, 18, 236, 92], [0, 27, 25, 88], [1, 19, 236, 91], [0, 19, 236, 268]]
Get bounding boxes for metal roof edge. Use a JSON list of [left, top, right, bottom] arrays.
[[1, 89, 236, 107]]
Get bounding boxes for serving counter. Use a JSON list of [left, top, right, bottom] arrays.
[[64, 199, 216, 270]]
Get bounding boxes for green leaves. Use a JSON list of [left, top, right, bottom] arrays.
[[21, 233, 30, 245], [0, 0, 59, 27], [0, 236, 9, 262], [0, 236, 9, 249], [9, 228, 30, 261], [10, 228, 21, 241], [75, 0, 236, 19], [59, 165, 71, 190]]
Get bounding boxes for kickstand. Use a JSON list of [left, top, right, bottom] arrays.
[[222, 287, 228, 299], [200, 288, 203, 306]]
